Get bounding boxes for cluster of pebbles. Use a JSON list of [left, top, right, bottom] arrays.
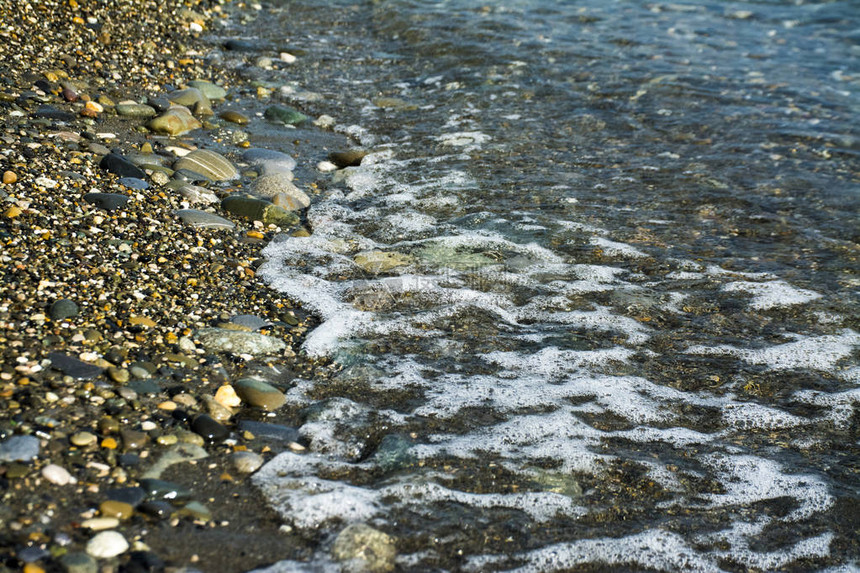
[[0, 1, 362, 571]]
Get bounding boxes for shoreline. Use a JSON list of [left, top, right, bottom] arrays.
[[0, 1, 343, 571]]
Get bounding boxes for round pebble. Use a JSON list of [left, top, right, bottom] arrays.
[[42, 464, 76, 485], [70, 431, 97, 447], [99, 500, 134, 520], [231, 451, 264, 474], [3, 170, 17, 184], [85, 531, 128, 558]]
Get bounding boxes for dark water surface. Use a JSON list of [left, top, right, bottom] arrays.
[[226, 1, 858, 570]]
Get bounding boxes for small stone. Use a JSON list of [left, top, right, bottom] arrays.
[[5, 205, 22, 218], [264, 104, 308, 125], [214, 385, 241, 408], [101, 437, 118, 449], [174, 149, 238, 181], [86, 531, 128, 558], [147, 108, 202, 136], [329, 149, 368, 168], [99, 500, 133, 519], [129, 315, 157, 328], [231, 451, 264, 474], [107, 367, 130, 384], [70, 431, 97, 447], [117, 177, 149, 190], [242, 148, 297, 171], [98, 417, 120, 434], [191, 413, 229, 443], [99, 153, 146, 179], [0, 435, 40, 462], [115, 103, 157, 118], [234, 378, 286, 411], [50, 298, 79, 320], [81, 517, 120, 531], [119, 429, 148, 450], [105, 486, 147, 506], [252, 173, 310, 209], [83, 192, 129, 212], [202, 396, 234, 423], [195, 327, 288, 355], [2, 170, 17, 184], [332, 523, 396, 573], [187, 80, 227, 101], [138, 501, 174, 519], [49, 352, 103, 379], [174, 209, 236, 229], [59, 552, 98, 573], [174, 182, 219, 204], [219, 110, 249, 125], [237, 421, 299, 443], [220, 195, 300, 227], [167, 88, 212, 117], [224, 39, 264, 51], [42, 463, 76, 485]]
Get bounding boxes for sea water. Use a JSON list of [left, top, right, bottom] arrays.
[[225, 0, 859, 570]]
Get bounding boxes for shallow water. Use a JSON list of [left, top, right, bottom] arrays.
[[226, 1, 858, 570]]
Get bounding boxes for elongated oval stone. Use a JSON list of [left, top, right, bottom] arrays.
[[173, 149, 238, 181], [234, 378, 286, 411], [188, 80, 228, 101], [115, 103, 156, 118], [174, 209, 235, 229], [195, 327, 287, 356], [242, 148, 297, 171], [252, 173, 310, 209]]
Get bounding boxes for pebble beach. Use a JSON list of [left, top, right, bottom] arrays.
[[0, 1, 345, 571]]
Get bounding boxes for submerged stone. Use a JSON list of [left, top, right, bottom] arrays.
[[242, 147, 297, 171], [264, 104, 309, 126], [187, 80, 228, 101], [0, 435, 40, 462], [48, 352, 103, 379], [99, 153, 146, 179], [221, 195, 300, 227], [332, 523, 397, 573], [167, 87, 212, 117], [354, 251, 414, 274]]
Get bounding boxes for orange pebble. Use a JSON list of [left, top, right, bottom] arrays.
[[2, 171, 16, 184], [101, 437, 118, 449]]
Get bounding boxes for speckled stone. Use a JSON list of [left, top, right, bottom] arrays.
[[332, 523, 397, 572], [49, 298, 79, 320], [264, 104, 308, 125], [195, 327, 287, 356], [0, 438, 41, 463], [251, 173, 310, 209], [220, 195, 300, 227], [59, 552, 98, 573]]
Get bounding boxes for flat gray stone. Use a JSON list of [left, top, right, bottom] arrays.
[[0, 435, 40, 462], [242, 148, 297, 171], [175, 209, 235, 229], [48, 352, 104, 379]]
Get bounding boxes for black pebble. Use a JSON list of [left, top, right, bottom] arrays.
[[191, 413, 229, 443]]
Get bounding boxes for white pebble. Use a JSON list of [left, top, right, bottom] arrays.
[[279, 52, 297, 63], [314, 114, 335, 129], [317, 161, 337, 172], [86, 530, 129, 558], [81, 517, 120, 531], [34, 176, 58, 189], [189, 22, 203, 33], [41, 463, 76, 485]]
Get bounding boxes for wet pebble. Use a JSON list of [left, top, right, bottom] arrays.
[[332, 523, 397, 572], [174, 209, 235, 229], [42, 463, 76, 485], [49, 298, 79, 320], [234, 378, 286, 411], [264, 104, 308, 125], [83, 192, 129, 212], [167, 87, 212, 116], [139, 500, 174, 519], [49, 352, 104, 379], [219, 109, 249, 125], [117, 176, 149, 190], [105, 486, 147, 507], [99, 153, 146, 179], [139, 478, 191, 501], [187, 80, 227, 101], [70, 431, 97, 447], [329, 149, 367, 168], [86, 530, 129, 558], [221, 195, 300, 227], [231, 451, 264, 474], [195, 327, 288, 355], [237, 421, 299, 443], [59, 552, 98, 573], [242, 147, 297, 171], [173, 149, 237, 181], [115, 102, 157, 118], [99, 500, 134, 519], [147, 107, 202, 135], [191, 413, 229, 443], [252, 173, 310, 210]]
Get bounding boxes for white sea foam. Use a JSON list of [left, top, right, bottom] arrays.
[[465, 529, 721, 573], [590, 236, 649, 259], [687, 329, 860, 371], [723, 280, 822, 310]]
